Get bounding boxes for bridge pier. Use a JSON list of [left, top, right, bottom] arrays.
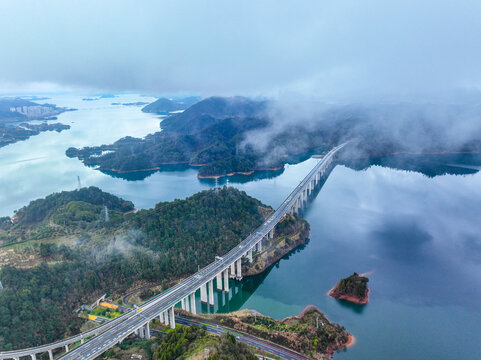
[[181, 297, 186, 310], [216, 272, 223, 290], [223, 269, 229, 293], [31, 354, 37, 360], [169, 307, 175, 329], [185, 296, 190, 312], [200, 283, 207, 303], [229, 263, 236, 278], [145, 322, 151, 339], [236, 259, 242, 279], [164, 310, 169, 326], [208, 279, 214, 306], [48, 350, 53, 360], [247, 248, 253, 262], [65, 344, 69, 353], [190, 292, 197, 314]]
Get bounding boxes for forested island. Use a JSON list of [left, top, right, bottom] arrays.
[[66, 96, 481, 179], [328, 273, 369, 305], [0, 186, 307, 350]]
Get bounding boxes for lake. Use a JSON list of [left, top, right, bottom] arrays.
[[1, 94, 480, 359]]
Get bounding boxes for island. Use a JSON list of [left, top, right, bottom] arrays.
[[328, 272, 369, 305]]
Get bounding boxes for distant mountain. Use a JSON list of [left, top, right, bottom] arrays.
[[160, 96, 267, 134], [141, 96, 201, 114]]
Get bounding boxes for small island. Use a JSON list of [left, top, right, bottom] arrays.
[[329, 272, 369, 305]]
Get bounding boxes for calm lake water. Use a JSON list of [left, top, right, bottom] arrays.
[[1, 94, 480, 359]]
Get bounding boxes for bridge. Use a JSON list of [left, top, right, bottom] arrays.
[[0, 142, 348, 360]]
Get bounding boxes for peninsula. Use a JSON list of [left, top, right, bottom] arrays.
[[0, 122, 70, 148], [185, 306, 352, 360]]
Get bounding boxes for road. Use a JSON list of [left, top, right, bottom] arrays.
[[176, 315, 313, 360]]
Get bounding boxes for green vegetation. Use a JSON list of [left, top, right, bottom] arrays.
[[334, 272, 369, 300], [101, 325, 257, 360], [0, 187, 269, 349], [85, 306, 123, 319], [13, 186, 134, 226], [154, 325, 207, 360]]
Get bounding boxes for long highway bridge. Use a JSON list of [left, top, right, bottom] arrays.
[[0, 142, 348, 360]]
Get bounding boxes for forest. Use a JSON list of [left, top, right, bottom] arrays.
[[0, 186, 269, 350], [101, 325, 258, 360]]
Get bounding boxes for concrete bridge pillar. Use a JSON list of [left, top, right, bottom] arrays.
[[164, 310, 169, 326], [181, 297, 186, 310], [81, 338, 85, 344], [169, 307, 176, 329], [236, 259, 242, 279], [229, 263, 235, 278], [257, 239, 263, 252], [247, 248, 253, 262], [48, 350, 53, 360], [216, 272, 223, 290], [200, 283, 207, 303], [65, 344, 69, 353], [223, 269, 229, 293], [190, 292, 197, 314], [208, 279, 214, 306], [31, 354, 37, 360], [185, 296, 190, 312], [145, 322, 151, 338]]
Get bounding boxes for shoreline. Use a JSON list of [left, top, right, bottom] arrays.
[[327, 286, 369, 305], [197, 166, 283, 179]]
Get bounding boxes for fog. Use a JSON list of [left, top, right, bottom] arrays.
[[1, 0, 481, 101]]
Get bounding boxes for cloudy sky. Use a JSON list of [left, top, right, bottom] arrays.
[[0, 0, 480, 100]]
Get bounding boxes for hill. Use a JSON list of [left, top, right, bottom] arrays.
[[0, 186, 280, 349], [142, 96, 201, 114]]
